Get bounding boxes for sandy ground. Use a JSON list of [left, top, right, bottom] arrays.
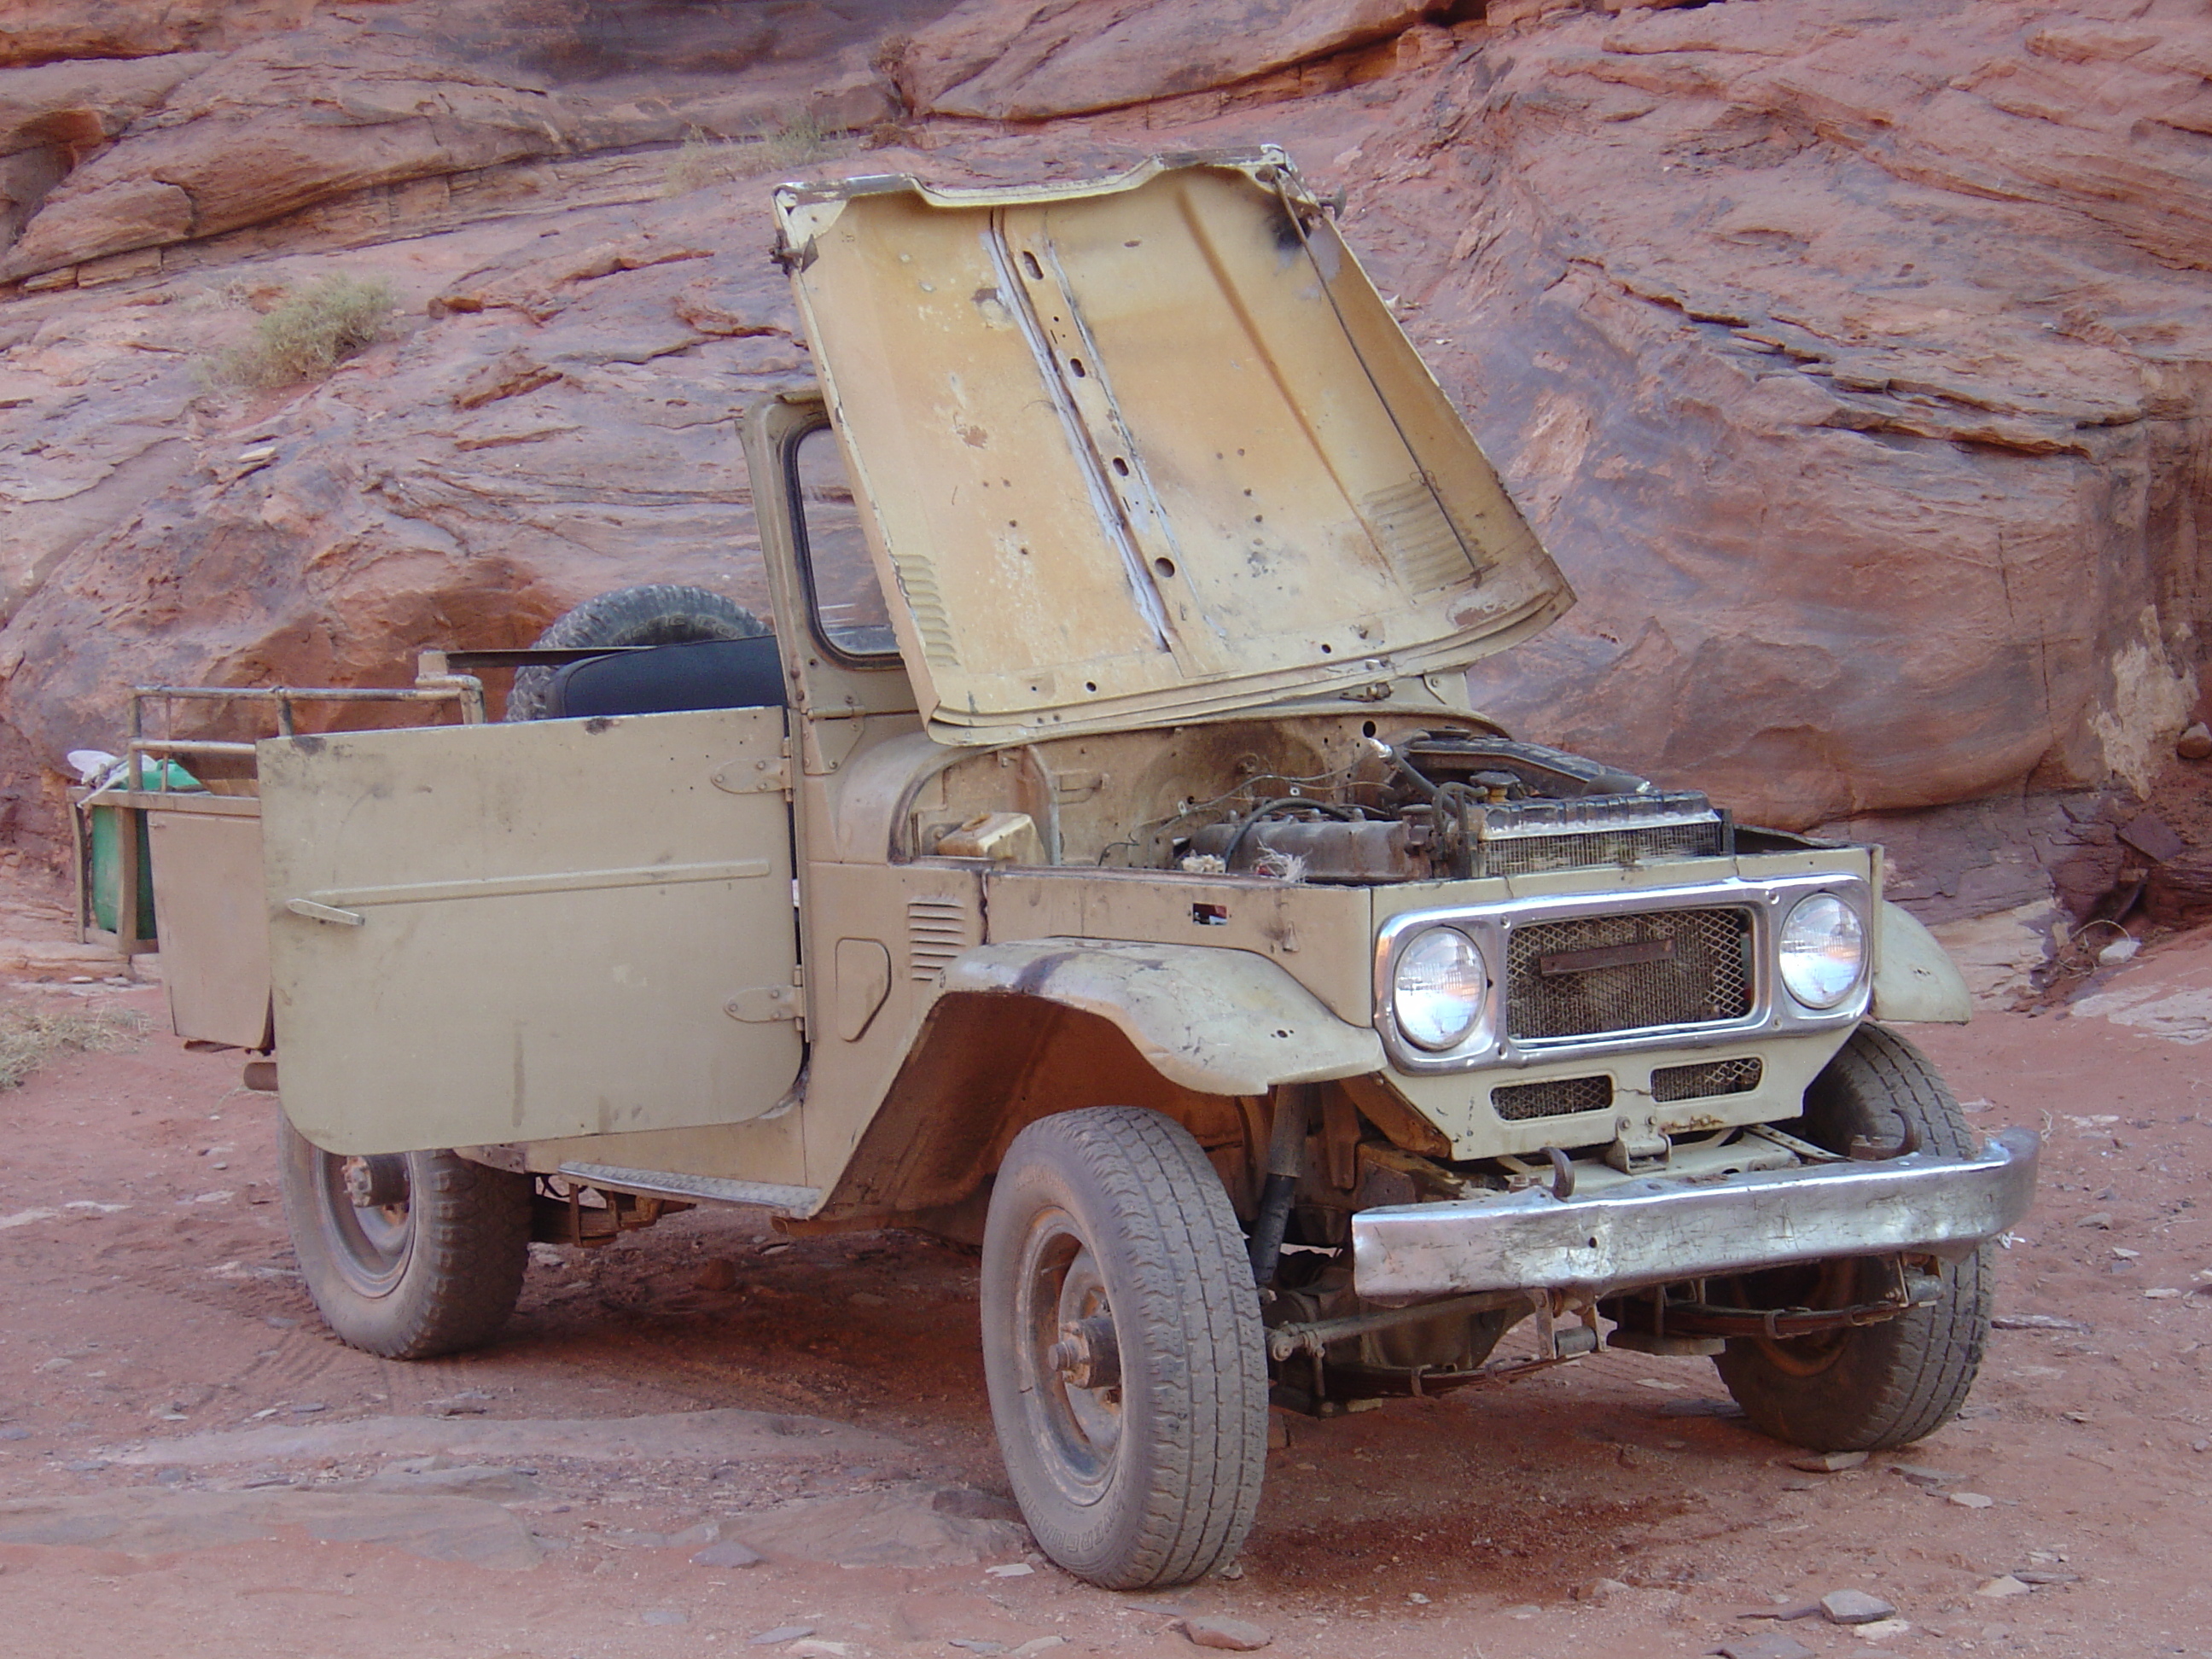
[[0, 881, 2207, 1659]]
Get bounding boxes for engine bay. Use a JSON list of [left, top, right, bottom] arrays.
[[910, 715, 1736, 883]]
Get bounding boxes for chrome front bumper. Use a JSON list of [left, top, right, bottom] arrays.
[[1351, 1130, 2039, 1303]]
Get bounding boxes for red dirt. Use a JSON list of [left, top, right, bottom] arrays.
[[0, 876, 2206, 1657]]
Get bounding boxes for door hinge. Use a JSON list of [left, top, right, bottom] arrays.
[[712, 753, 791, 795], [725, 985, 800, 1024]]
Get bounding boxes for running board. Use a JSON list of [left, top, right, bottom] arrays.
[[556, 1161, 819, 1214]]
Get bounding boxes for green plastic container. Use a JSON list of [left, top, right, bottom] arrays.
[[89, 760, 201, 940]]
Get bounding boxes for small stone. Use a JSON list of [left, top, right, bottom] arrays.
[[693, 1540, 765, 1569], [2177, 721, 2212, 760], [984, 1563, 1033, 1578], [2144, 1288, 2183, 1299], [1718, 1636, 1817, 1659], [946, 1643, 1004, 1656], [1889, 1463, 1961, 1487], [0, 1427, 32, 1441], [1009, 1641, 1067, 1657], [1947, 1491, 1996, 1509], [1406, 1592, 1429, 1604], [641, 1610, 690, 1626], [2062, 1409, 2093, 1423], [2075, 1213, 2113, 1229], [290, 1401, 328, 1415], [696, 1259, 740, 1291], [1181, 1615, 1272, 1651], [1820, 1590, 1897, 1626], [1853, 1620, 1912, 1642], [2097, 938, 2140, 966], [788, 1644, 853, 1659], [1575, 1576, 1629, 1604], [2011, 1569, 2080, 1585], [1789, 1450, 1868, 1473], [61, 1458, 108, 1473], [748, 1627, 816, 1647], [1975, 1575, 2033, 1598]]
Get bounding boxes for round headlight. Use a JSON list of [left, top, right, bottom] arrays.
[[1393, 928, 1488, 1051], [1777, 893, 1866, 1009]]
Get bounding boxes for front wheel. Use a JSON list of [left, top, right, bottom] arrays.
[[1713, 1024, 1994, 1451], [981, 1108, 1267, 1589], [277, 1113, 533, 1359]]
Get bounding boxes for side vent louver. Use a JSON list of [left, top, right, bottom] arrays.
[[907, 897, 973, 981]]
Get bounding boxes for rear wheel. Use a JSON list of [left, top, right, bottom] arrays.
[[278, 1114, 533, 1359], [1713, 1024, 1993, 1450], [981, 1108, 1267, 1589], [506, 583, 767, 721]]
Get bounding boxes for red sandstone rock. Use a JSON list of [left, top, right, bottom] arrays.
[[896, 0, 1442, 119], [1, 0, 2209, 883], [0, 0, 310, 69]]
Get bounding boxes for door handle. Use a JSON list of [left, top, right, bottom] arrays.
[[287, 898, 364, 927]]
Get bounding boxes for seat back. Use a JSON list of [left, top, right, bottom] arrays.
[[545, 634, 787, 719]]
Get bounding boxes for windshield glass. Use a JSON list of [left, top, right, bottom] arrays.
[[793, 424, 897, 661]]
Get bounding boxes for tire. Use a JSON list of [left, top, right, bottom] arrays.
[[506, 584, 769, 721], [277, 1113, 533, 1359], [1712, 1023, 1994, 1452], [981, 1108, 1267, 1589]]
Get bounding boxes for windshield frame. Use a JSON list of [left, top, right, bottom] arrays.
[[783, 416, 902, 672]]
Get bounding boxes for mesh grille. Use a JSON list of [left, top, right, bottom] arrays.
[[1506, 906, 1753, 1040], [1478, 821, 1725, 878], [1651, 1056, 1765, 1103], [1492, 1074, 1614, 1121]]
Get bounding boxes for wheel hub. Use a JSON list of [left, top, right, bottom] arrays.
[[341, 1154, 409, 1209], [1049, 1314, 1121, 1390]]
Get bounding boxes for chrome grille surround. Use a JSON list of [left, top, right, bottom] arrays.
[[1372, 873, 1871, 1075], [1505, 905, 1753, 1040]]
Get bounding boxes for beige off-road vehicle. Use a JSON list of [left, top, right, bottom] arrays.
[[85, 149, 2036, 1590]]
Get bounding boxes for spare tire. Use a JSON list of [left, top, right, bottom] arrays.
[[506, 584, 770, 721]]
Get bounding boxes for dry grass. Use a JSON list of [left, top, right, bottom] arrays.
[[207, 272, 398, 389], [663, 115, 841, 195], [0, 1005, 146, 1091]]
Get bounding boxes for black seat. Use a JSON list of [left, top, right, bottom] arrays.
[[545, 634, 787, 719]]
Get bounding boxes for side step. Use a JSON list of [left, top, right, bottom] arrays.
[[556, 1161, 820, 1215]]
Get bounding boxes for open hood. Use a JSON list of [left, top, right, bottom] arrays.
[[774, 148, 1572, 745]]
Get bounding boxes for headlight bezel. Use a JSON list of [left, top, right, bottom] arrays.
[[1371, 875, 1873, 1074]]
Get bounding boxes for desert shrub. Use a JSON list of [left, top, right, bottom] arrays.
[[209, 272, 398, 388], [0, 1005, 145, 1091], [663, 115, 839, 195]]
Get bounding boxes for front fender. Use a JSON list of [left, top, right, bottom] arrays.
[[941, 937, 1385, 1096], [1871, 900, 1972, 1024]]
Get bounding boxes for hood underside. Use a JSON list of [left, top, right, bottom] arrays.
[[775, 148, 1572, 744]]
